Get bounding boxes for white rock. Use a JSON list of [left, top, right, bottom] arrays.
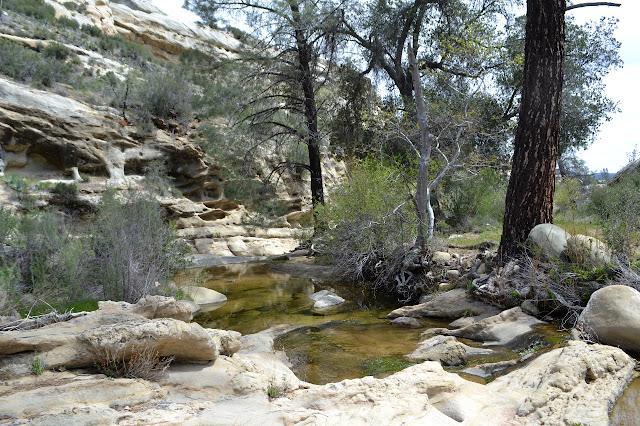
[[181, 286, 227, 310], [309, 290, 345, 310], [432, 251, 451, 264], [405, 335, 493, 366], [527, 223, 570, 260], [577, 285, 640, 352], [567, 234, 612, 267], [446, 307, 545, 347]]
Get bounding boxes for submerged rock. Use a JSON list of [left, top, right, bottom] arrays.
[[309, 290, 345, 310], [577, 285, 640, 353], [391, 317, 422, 329], [405, 335, 494, 366]]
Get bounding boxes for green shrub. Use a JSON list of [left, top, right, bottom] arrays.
[[56, 16, 79, 29], [15, 212, 90, 302], [80, 24, 103, 38], [3, 174, 30, 193], [588, 172, 640, 257], [0, 207, 19, 245], [89, 189, 189, 303], [95, 34, 154, 66], [0, 265, 21, 316], [2, 0, 56, 22], [0, 39, 75, 87], [31, 357, 45, 375], [315, 160, 416, 295], [62, 1, 77, 11], [129, 67, 193, 130], [42, 43, 72, 61]]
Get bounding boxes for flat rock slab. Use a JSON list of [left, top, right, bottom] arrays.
[[461, 359, 520, 379], [388, 289, 500, 319], [445, 307, 545, 347], [0, 298, 240, 380]]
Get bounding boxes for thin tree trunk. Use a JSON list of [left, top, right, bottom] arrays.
[[499, 0, 565, 260], [408, 43, 433, 251]]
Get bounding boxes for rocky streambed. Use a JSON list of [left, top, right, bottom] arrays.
[[0, 260, 638, 425]]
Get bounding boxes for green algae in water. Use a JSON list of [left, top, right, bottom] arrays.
[[363, 357, 416, 376]]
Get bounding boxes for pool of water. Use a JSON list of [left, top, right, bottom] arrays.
[[176, 263, 569, 385]]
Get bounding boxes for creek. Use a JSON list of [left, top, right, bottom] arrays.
[[176, 262, 572, 385]]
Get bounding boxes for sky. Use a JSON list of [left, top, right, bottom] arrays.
[[152, 0, 639, 173]]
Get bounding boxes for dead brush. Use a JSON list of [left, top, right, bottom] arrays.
[[91, 342, 173, 381]]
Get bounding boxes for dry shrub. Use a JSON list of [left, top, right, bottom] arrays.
[[91, 342, 173, 381]]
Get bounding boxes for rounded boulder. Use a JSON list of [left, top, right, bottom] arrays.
[[578, 285, 640, 353]]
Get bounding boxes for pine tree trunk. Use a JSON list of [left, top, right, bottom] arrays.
[[291, 1, 324, 207], [499, 0, 565, 260]]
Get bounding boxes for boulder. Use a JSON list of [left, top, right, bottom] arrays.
[[567, 234, 612, 267], [527, 223, 569, 260], [445, 307, 545, 347], [388, 289, 500, 319], [577, 285, 640, 353], [309, 290, 345, 310], [432, 251, 451, 264], [405, 335, 493, 366], [181, 286, 227, 311]]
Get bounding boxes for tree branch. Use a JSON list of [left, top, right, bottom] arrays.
[[566, 2, 620, 11]]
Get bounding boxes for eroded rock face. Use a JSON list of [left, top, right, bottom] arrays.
[[0, 77, 212, 192], [577, 285, 640, 353], [489, 341, 635, 425]]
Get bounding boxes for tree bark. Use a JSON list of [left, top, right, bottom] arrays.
[[499, 0, 565, 260], [290, 1, 324, 207]]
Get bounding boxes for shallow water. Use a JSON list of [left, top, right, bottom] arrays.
[[611, 375, 640, 424], [177, 263, 570, 385]]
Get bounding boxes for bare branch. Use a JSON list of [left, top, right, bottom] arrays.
[[566, 2, 621, 12]]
